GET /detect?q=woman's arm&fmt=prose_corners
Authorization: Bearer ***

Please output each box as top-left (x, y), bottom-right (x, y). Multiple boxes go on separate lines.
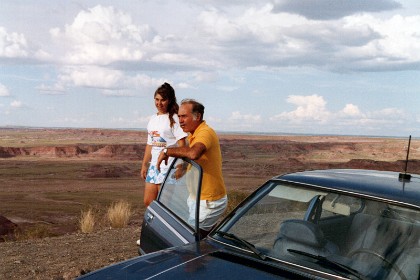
top-left (176, 137), bottom-right (187, 148)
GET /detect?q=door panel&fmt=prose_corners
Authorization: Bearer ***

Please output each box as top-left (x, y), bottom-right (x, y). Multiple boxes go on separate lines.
top-left (139, 202), bottom-right (195, 254)
top-left (139, 158), bottom-right (203, 255)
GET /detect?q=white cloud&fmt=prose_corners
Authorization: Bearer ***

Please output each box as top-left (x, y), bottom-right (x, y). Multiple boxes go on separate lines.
top-left (177, 82), bottom-right (192, 89)
top-left (109, 111), bottom-right (151, 128)
top-left (219, 111), bottom-right (262, 131)
top-left (110, 115), bottom-right (150, 127)
top-left (36, 83), bottom-right (66, 95)
top-left (270, 94), bottom-right (331, 123)
top-left (217, 85), bottom-right (239, 92)
top-left (56, 117), bottom-right (87, 125)
top-left (127, 74), bottom-right (166, 90)
top-left (49, 5), bottom-right (153, 65)
top-left (196, 5), bottom-right (420, 71)
top-left (265, 94), bottom-right (414, 136)
top-left (10, 100), bottom-right (22, 108)
top-left (192, 72), bottom-right (219, 83)
top-left (339, 104), bottom-right (364, 118)
top-left (59, 66), bottom-right (123, 89)
top-left (207, 116), bottom-right (223, 124)
top-left (3, 2), bottom-right (420, 74)
top-left (0, 83), bottom-right (10, 96)
top-left (0, 27), bottom-right (28, 58)
top-left (44, 3), bottom-right (417, 73)
top-left (229, 111), bottom-right (261, 122)
top-left (1, 2), bottom-right (419, 136)
top-left (368, 108), bottom-right (406, 120)
top-left (102, 89), bottom-right (134, 97)
top-left (341, 14), bottom-right (420, 69)
top-left (47, 66), bottom-right (169, 94)
top-left (199, 8), bottom-right (251, 42)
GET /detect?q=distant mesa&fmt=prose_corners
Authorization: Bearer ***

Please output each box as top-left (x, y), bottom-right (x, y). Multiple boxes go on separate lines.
top-left (0, 144), bottom-right (144, 160)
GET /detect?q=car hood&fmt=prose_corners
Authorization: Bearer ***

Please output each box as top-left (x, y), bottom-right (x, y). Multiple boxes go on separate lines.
top-left (78, 241), bottom-right (297, 279)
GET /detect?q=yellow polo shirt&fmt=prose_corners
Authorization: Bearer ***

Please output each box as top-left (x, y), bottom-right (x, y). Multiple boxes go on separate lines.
top-left (188, 121), bottom-right (226, 201)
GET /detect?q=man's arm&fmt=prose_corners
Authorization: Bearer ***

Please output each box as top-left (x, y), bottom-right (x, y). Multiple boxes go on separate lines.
top-left (157, 142), bottom-right (206, 171)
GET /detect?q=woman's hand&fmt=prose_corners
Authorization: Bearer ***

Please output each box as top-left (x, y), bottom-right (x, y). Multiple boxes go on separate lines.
top-left (140, 165), bottom-right (148, 180)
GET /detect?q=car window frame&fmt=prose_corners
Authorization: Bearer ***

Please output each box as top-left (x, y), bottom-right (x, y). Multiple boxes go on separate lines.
top-left (156, 157), bottom-right (203, 241)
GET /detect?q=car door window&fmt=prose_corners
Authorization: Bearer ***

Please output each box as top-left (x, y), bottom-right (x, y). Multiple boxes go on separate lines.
top-left (158, 158), bottom-right (202, 228)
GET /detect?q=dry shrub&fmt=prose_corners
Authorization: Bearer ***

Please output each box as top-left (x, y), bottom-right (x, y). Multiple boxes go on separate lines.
top-left (14, 224), bottom-right (52, 240)
top-left (79, 208), bottom-right (96, 233)
top-left (107, 200), bottom-right (132, 228)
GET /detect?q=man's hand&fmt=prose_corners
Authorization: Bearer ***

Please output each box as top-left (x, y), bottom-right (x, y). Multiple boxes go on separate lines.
top-left (157, 150), bottom-right (169, 172)
top-left (174, 164), bottom-right (186, 179)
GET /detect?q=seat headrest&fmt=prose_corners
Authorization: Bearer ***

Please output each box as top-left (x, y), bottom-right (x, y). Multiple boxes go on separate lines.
top-left (279, 219), bottom-right (326, 248)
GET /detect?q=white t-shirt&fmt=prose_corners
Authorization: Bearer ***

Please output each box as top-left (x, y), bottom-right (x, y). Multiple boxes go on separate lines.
top-left (147, 113), bottom-right (187, 166)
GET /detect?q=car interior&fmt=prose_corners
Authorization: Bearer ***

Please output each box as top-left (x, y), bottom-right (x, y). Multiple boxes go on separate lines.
top-left (221, 183), bottom-right (420, 280)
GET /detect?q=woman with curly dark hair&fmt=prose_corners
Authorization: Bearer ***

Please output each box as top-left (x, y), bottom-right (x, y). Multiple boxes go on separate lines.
top-left (140, 83), bottom-right (187, 207)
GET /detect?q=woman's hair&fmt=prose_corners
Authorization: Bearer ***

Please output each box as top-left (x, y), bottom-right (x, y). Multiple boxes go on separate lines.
top-left (154, 82), bottom-right (179, 128)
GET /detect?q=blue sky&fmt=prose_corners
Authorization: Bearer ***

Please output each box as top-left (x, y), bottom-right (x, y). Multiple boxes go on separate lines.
top-left (0, 0), bottom-right (419, 137)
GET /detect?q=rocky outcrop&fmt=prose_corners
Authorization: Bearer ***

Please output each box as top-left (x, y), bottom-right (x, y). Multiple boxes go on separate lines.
top-left (91, 145), bottom-right (143, 159)
top-left (0, 216), bottom-right (17, 242)
top-left (0, 144), bottom-right (145, 160)
top-left (0, 147), bottom-right (27, 158)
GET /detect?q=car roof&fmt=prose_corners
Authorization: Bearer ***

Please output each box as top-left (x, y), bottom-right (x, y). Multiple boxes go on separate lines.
top-left (273, 169), bottom-right (420, 207)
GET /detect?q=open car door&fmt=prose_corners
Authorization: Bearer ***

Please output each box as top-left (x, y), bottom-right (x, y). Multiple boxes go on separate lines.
top-left (139, 158), bottom-right (203, 255)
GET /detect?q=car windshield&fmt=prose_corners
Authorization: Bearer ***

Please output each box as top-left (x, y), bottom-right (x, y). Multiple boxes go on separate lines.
top-left (215, 181), bottom-right (420, 279)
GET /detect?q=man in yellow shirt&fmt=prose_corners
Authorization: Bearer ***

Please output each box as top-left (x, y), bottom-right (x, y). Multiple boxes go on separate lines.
top-left (157, 99), bottom-right (227, 236)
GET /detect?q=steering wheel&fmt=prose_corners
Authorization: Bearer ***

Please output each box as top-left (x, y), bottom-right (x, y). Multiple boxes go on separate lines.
top-left (349, 249), bottom-right (407, 280)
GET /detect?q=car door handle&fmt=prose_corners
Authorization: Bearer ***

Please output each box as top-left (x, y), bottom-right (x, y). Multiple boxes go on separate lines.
top-left (146, 213), bottom-right (154, 223)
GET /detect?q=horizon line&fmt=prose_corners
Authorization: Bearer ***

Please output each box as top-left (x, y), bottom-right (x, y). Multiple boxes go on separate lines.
top-left (0, 125), bottom-right (416, 139)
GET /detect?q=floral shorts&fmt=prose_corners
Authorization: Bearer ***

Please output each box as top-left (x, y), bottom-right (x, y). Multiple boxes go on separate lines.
top-left (145, 164), bottom-right (169, 184)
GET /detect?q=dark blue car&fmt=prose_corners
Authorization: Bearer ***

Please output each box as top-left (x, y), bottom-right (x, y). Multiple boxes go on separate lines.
top-left (78, 158), bottom-right (420, 279)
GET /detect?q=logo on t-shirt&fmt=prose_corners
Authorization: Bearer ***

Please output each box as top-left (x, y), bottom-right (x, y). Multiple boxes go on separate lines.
top-left (150, 131), bottom-right (167, 147)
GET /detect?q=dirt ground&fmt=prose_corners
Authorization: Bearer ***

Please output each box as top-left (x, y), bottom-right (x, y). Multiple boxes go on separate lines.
top-left (0, 128), bottom-right (419, 279)
top-left (0, 226), bottom-right (140, 279)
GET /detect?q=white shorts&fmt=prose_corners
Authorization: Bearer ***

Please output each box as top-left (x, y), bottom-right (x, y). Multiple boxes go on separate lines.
top-left (187, 195), bottom-right (228, 231)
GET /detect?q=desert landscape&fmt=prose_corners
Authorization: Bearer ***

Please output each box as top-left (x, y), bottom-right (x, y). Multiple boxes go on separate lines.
top-left (0, 128), bottom-right (419, 279)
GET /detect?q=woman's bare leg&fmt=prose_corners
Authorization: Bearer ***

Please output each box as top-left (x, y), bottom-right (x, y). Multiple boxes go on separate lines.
top-left (143, 182), bottom-right (160, 207)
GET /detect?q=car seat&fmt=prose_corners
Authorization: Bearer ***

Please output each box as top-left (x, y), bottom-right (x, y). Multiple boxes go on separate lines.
top-left (273, 219), bottom-right (339, 257)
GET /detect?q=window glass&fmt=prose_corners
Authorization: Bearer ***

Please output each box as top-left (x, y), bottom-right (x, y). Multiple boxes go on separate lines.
top-left (320, 193), bottom-right (363, 218)
top-left (223, 184), bottom-right (365, 252)
top-left (158, 158), bottom-right (200, 227)
top-left (217, 181), bottom-right (420, 279)
top-left (228, 184), bottom-right (313, 249)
